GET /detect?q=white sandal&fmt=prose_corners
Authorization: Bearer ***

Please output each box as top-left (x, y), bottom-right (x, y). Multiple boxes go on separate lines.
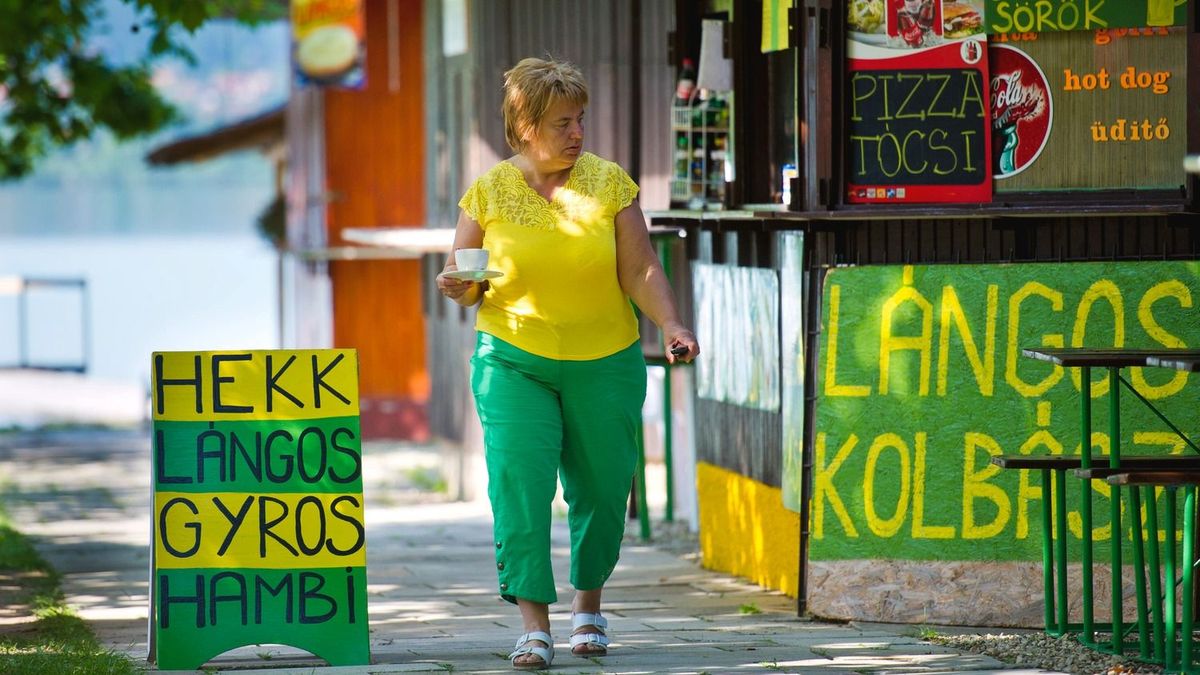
top-left (509, 630), bottom-right (554, 670)
top-left (570, 612), bottom-right (610, 656)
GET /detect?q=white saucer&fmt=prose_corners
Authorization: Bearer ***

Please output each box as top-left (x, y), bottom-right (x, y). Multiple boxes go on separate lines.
top-left (438, 269), bottom-right (504, 282)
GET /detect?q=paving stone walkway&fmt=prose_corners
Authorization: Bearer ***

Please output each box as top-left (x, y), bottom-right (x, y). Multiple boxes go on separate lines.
top-left (0, 429), bottom-right (1061, 674)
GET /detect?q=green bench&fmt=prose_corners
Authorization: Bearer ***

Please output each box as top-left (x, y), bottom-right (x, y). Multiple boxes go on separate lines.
top-left (1002, 348), bottom-right (1200, 661)
top-left (1107, 468), bottom-right (1200, 673)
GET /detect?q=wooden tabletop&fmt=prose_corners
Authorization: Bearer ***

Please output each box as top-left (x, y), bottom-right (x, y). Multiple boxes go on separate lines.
top-left (1146, 351), bottom-right (1200, 372)
top-left (1108, 469), bottom-right (1200, 487)
top-left (1021, 347), bottom-right (1200, 368)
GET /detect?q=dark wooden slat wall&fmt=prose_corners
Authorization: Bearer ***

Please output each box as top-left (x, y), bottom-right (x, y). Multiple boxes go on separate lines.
top-left (804, 216), bottom-right (1200, 269)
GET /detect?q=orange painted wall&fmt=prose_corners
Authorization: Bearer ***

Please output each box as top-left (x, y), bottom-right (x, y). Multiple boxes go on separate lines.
top-left (323, 0), bottom-right (428, 433)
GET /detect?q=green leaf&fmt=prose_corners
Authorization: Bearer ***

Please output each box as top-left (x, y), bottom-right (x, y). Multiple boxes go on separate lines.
top-left (0, 0), bottom-right (273, 181)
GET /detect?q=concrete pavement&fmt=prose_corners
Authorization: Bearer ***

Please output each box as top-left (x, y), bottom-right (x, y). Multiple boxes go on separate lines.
top-left (0, 428), bottom-right (1061, 674)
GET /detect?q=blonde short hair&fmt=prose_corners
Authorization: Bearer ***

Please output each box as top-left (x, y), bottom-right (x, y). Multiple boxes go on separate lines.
top-left (502, 57), bottom-right (589, 152)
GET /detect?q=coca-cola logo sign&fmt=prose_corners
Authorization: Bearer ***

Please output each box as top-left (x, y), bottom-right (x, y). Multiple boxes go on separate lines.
top-left (990, 44), bottom-right (1052, 179)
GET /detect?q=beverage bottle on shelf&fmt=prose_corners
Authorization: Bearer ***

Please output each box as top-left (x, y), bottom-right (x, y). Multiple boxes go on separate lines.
top-left (675, 135), bottom-right (689, 177)
top-left (710, 96), bottom-right (728, 127)
top-left (674, 58), bottom-right (696, 105)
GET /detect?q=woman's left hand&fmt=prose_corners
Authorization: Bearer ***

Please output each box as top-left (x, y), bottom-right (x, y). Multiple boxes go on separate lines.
top-left (663, 324), bottom-right (699, 364)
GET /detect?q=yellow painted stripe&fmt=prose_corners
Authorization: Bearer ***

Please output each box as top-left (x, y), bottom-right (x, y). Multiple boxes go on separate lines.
top-left (152, 350), bottom-right (359, 421)
top-left (697, 462), bottom-right (799, 597)
top-left (155, 491), bottom-right (366, 569)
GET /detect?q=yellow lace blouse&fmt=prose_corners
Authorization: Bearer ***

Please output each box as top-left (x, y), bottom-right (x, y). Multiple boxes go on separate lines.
top-left (458, 152), bottom-right (641, 360)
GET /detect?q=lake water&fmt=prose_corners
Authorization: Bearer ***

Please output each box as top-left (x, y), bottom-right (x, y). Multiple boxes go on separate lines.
top-left (0, 232), bottom-right (278, 388)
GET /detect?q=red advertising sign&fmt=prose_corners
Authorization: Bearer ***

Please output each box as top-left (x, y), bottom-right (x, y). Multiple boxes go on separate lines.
top-left (989, 44), bottom-right (1052, 178)
top-left (847, 1), bottom-right (992, 204)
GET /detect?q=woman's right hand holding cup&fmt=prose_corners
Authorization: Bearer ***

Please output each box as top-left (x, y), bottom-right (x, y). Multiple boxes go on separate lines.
top-left (437, 264), bottom-right (477, 301)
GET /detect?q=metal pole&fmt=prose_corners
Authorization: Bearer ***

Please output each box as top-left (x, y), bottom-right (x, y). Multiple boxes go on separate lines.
top-left (1166, 487), bottom-right (1178, 671)
top-left (1109, 366), bottom-right (1123, 655)
top-left (658, 236), bottom-right (675, 523)
top-left (1144, 485), bottom-right (1164, 663)
top-left (1182, 487), bottom-right (1195, 670)
top-left (1129, 487), bottom-right (1150, 658)
top-left (636, 423), bottom-right (651, 541)
top-left (1040, 469), bottom-right (1055, 632)
top-left (80, 280), bottom-right (91, 373)
top-left (17, 279), bottom-right (28, 368)
top-left (662, 364), bottom-right (674, 522)
top-left (1080, 366), bottom-right (1095, 644)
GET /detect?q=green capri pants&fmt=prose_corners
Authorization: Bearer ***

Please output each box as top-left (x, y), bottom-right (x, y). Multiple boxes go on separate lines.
top-left (471, 332), bottom-right (646, 605)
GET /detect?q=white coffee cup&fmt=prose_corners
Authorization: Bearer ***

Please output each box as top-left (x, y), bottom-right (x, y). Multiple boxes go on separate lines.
top-left (455, 248), bottom-right (489, 271)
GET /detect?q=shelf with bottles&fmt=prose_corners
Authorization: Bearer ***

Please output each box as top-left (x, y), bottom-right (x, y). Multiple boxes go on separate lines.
top-left (669, 92), bottom-right (731, 210)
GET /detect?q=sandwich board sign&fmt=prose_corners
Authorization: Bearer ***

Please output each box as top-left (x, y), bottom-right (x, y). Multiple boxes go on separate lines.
top-left (149, 349), bottom-right (369, 669)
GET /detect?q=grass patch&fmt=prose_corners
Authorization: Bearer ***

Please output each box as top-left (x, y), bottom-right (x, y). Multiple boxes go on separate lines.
top-left (0, 522), bottom-right (140, 674)
top-left (738, 603), bottom-right (762, 615)
top-left (916, 625), bottom-right (940, 640)
top-left (402, 466), bottom-right (448, 493)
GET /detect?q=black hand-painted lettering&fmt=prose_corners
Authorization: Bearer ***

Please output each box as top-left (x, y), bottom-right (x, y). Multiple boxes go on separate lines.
top-left (296, 427), bottom-right (329, 483)
top-left (327, 495), bottom-right (365, 556)
top-left (258, 496), bottom-right (299, 557)
top-left (312, 353), bottom-right (351, 408)
top-left (213, 495), bottom-right (254, 557)
top-left (230, 430), bottom-right (263, 481)
top-left (155, 429), bottom-right (192, 484)
top-left (196, 422), bottom-right (227, 484)
top-left (208, 571), bottom-right (248, 626)
top-left (328, 427), bottom-right (362, 483)
top-left (299, 572), bottom-right (337, 623)
top-left (264, 429), bottom-right (295, 483)
top-left (155, 354), bottom-right (203, 415)
top-left (211, 353), bottom-right (254, 414)
top-left (294, 496), bottom-right (327, 556)
top-left (159, 573), bottom-right (205, 629)
top-left (253, 574), bottom-right (294, 624)
top-left (265, 354), bottom-right (304, 412)
top-left (345, 567), bottom-right (357, 623)
top-left (160, 497), bottom-right (201, 558)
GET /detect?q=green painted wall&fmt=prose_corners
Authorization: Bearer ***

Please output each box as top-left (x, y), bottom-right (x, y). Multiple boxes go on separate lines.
top-left (811, 261), bottom-right (1200, 562)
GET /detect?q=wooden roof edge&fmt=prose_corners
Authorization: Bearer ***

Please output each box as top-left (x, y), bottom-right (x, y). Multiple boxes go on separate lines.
top-left (145, 105), bottom-right (285, 166)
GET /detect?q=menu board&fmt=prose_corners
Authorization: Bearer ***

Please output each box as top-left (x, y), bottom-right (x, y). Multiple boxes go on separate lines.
top-left (845, 0), bottom-right (1189, 203)
top-left (991, 28), bottom-right (1187, 191)
top-left (151, 350), bottom-right (369, 670)
top-left (847, 1), bottom-right (992, 204)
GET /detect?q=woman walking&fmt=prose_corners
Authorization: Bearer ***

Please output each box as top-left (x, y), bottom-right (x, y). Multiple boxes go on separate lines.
top-left (436, 57), bottom-right (698, 669)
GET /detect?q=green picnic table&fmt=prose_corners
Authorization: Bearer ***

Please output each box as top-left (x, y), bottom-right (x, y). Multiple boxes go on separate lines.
top-left (1003, 348), bottom-right (1200, 661)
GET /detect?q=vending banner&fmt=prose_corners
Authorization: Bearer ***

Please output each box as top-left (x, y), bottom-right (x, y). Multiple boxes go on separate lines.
top-left (991, 28), bottom-right (1186, 192)
top-left (811, 261), bottom-right (1200, 562)
top-left (984, 0), bottom-right (1188, 33)
top-left (291, 0), bottom-right (366, 89)
top-left (149, 350), bottom-right (369, 670)
top-left (847, 1), bottom-right (992, 204)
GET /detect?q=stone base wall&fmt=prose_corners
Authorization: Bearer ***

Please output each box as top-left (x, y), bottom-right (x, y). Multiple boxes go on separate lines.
top-left (809, 560), bottom-right (1148, 628)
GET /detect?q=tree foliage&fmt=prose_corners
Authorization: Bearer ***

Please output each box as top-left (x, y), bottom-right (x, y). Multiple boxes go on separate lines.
top-left (0, 0), bottom-right (285, 180)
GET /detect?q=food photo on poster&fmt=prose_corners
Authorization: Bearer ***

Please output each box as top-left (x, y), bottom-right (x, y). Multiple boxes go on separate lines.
top-left (291, 0), bottom-right (366, 88)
